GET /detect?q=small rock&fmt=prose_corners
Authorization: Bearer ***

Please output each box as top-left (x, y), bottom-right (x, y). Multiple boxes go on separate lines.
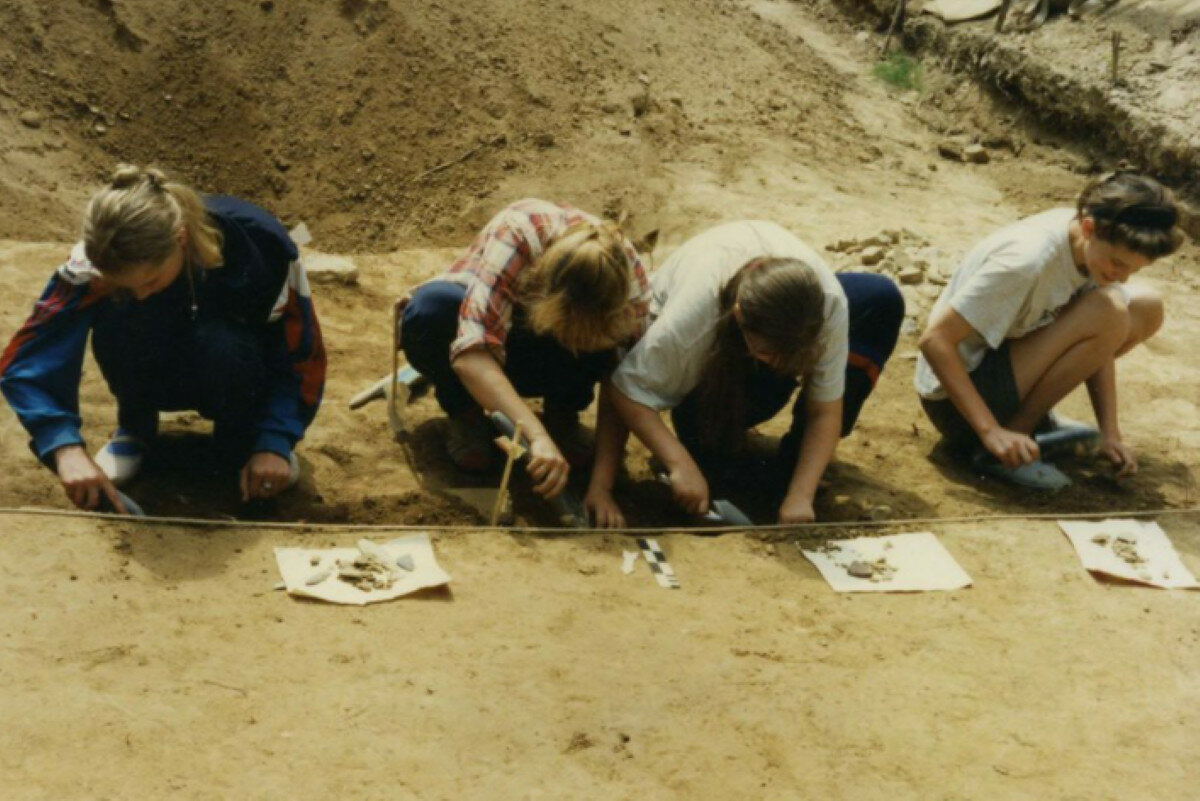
top-left (963, 144), bottom-right (990, 164)
top-left (847, 561), bottom-right (875, 578)
top-left (93, 122), bottom-right (108, 135)
top-left (898, 266), bottom-right (924, 285)
top-left (18, 110), bottom-right (43, 129)
top-left (303, 251), bottom-right (359, 285)
top-left (600, 101), bottom-right (622, 114)
top-left (637, 73), bottom-right (651, 86)
top-left (395, 554), bottom-right (415, 572)
top-left (937, 139), bottom-right (963, 161)
top-left (855, 31), bottom-right (870, 43)
top-left (867, 504), bottom-right (892, 521)
top-left (860, 246), bottom-right (886, 266)
top-left (533, 132), bottom-right (555, 148)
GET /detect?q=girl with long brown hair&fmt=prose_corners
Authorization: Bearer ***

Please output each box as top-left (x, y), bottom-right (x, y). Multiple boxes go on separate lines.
top-left (595, 220), bottom-right (904, 525)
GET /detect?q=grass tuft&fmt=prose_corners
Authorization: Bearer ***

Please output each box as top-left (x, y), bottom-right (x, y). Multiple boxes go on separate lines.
top-left (873, 51), bottom-right (923, 92)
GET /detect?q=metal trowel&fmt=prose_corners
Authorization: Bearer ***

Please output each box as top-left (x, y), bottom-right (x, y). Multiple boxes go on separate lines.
top-left (654, 472), bottom-right (754, 527)
top-left (98, 490), bottom-right (146, 517)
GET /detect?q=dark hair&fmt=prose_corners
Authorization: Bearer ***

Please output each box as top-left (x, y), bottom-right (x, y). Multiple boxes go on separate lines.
top-left (1076, 172), bottom-right (1183, 259)
top-left (694, 257), bottom-right (826, 451)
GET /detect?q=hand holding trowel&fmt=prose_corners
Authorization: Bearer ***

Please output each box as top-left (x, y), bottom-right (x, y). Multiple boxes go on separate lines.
top-left (652, 466), bottom-right (754, 527)
top-left (488, 411), bottom-right (589, 529)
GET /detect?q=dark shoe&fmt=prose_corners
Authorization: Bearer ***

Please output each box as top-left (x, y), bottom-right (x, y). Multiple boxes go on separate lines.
top-left (446, 412), bottom-right (495, 472)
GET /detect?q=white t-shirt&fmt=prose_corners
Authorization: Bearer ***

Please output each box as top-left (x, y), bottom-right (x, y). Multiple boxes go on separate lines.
top-left (914, 208), bottom-right (1093, 400)
top-left (612, 220), bottom-right (849, 411)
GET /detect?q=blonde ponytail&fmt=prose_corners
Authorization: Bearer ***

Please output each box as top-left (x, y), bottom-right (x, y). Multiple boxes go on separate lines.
top-left (520, 220), bottom-right (637, 352)
top-left (83, 164), bottom-right (224, 276)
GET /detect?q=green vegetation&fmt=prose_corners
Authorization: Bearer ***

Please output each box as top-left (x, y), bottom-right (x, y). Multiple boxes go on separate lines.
top-left (873, 51), bottom-right (923, 92)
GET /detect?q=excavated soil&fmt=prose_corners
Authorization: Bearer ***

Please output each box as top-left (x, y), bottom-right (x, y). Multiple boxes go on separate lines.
top-left (1, 0), bottom-right (1199, 797)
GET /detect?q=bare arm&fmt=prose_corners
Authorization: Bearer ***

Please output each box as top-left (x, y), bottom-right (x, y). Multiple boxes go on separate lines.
top-left (1085, 357), bottom-right (1135, 476)
top-left (779, 396), bottom-right (841, 523)
top-left (452, 348), bottom-right (568, 497)
top-left (609, 384), bottom-right (709, 515)
top-left (919, 307), bottom-right (1039, 467)
top-left (583, 380), bottom-right (631, 527)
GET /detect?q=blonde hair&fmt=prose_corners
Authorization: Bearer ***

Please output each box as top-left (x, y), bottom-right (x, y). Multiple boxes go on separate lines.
top-left (519, 221), bottom-right (636, 352)
top-left (83, 164), bottom-right (224, 276)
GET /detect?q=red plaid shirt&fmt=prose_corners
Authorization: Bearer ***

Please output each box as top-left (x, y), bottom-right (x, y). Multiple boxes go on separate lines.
top-left (442, 198), bottom-right (650, 362)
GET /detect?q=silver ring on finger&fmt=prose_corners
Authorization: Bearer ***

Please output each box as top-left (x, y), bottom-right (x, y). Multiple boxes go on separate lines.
top-left (262, 481), bottom-right (274, 492)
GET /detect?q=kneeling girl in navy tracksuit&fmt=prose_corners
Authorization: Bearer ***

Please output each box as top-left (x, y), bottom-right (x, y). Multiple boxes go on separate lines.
top-left (596, 220), bottom-right (904, 525)
top-left (0, 165), bottom-right (326, 512)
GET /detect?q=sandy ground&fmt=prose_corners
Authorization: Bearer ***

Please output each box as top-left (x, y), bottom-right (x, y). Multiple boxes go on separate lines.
top-left (1, 512), bottom-right (1198, 800)
top-left (2, 0), bottom-right (1200, 797)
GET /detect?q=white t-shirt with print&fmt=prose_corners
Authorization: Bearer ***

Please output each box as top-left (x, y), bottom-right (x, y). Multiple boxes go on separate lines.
top-left (612, 220), bottom-right (849, 411)
top-left (914, 208), bottom-right (1093, 400)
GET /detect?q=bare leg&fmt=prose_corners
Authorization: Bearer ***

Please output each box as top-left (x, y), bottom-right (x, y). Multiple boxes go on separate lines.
top-left (1005, 285), bottom-right (1161, 434)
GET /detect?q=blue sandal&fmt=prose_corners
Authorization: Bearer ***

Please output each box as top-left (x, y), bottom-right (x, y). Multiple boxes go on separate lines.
top-left (970, 449), bottom-right (1072, 491)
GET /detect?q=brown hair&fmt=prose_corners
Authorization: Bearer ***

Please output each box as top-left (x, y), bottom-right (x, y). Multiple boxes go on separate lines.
top-left (694, 257), bottom-right (826, 451)
top-left (1076, 171), bottom-right (1183, 259)
top-left (520, 220), bottom-right (637, 352)
top-left (83, 164), bottom-right (224, 276)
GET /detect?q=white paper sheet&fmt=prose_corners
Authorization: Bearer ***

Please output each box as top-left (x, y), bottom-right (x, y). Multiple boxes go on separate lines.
top-left (801, 532), bottom-right (972, 593)
top-left (1058, 519), bottom-right (1198, 589)
top-left (274, 533), bottom-right (451, 605)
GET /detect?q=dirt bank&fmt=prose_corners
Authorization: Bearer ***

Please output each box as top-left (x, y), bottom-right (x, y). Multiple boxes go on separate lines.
top-left (823, 0), bottom-right (1200, 234)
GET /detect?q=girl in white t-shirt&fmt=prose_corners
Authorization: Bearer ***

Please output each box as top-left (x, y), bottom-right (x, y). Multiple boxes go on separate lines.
top-left (586, 220), bottom-right (904, 526)
top-left (917, 172), bottom-right (1183, 488)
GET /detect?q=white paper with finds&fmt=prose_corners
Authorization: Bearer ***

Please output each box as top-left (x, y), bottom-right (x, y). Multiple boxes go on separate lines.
top-left (801, 532), bottom-right (972, 593)
top-left (1058, 519), bottom-right (1198, 589)
top-left (274, 533), bottom-right (451, 605)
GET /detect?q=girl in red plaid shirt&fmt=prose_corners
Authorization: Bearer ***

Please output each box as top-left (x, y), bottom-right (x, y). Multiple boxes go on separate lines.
top-left (400, 198), bottom-right (650, 523)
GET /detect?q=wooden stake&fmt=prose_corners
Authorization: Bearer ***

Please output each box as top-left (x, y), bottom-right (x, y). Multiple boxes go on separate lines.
top-left (995, 0), bottom-right (1014, 33)
top-left (490, 420), bottom-right (524, 527)
top-left (388, 299), bottom-right (404, 438)
top-left (881, 0), bottom-right (906, 57)
top-left (1110, 30), bottom-right (1121, 86)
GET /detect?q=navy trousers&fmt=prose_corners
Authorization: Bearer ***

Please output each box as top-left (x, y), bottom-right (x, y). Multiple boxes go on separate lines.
top-left (401, 281), bottom-right (615, 416)
top-left (671, 272), bottom-right (904, 484)
top-left (91, 277), bottom-right (266, 456)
